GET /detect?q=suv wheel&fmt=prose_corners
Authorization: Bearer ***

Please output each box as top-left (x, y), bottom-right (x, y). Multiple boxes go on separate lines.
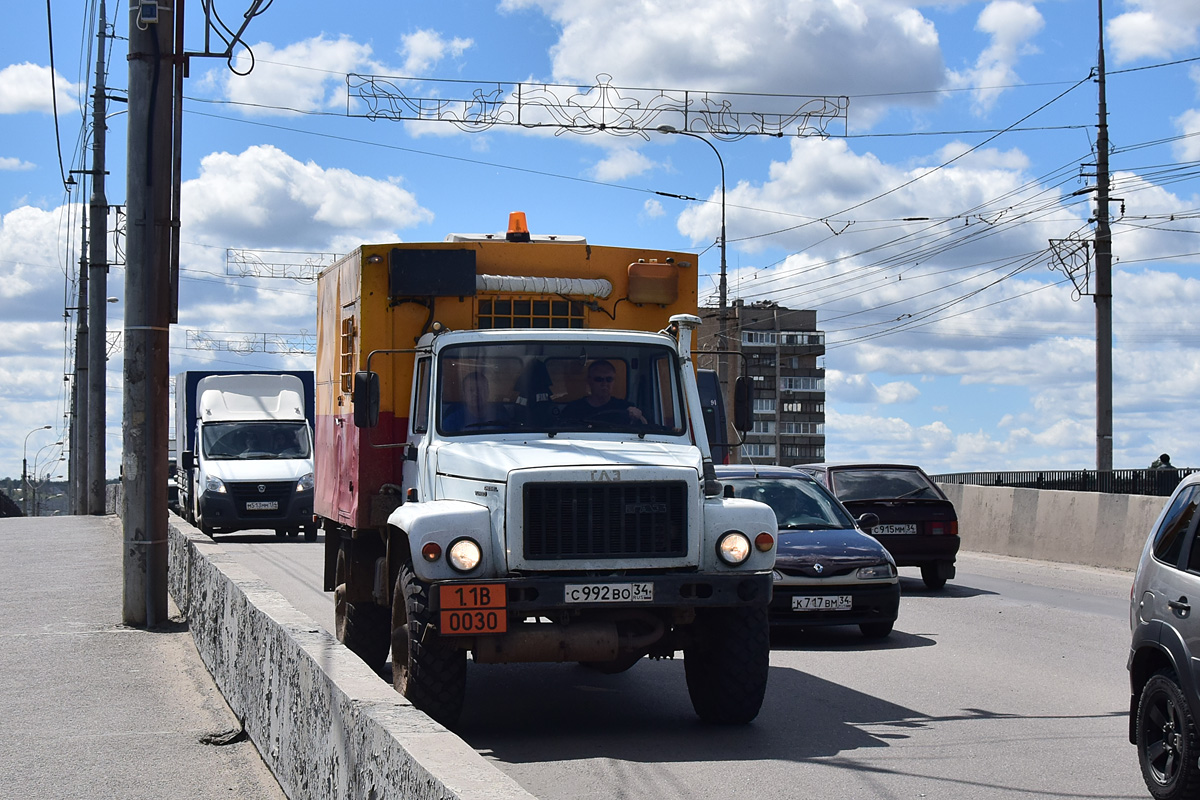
top-left (1137, 669), bottom-right (1200, 800)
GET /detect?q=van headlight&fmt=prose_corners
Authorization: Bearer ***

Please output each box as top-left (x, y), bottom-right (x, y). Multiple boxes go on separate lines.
top-left (296, 472), bottom-right (314, 492)
top-left (204, 475), bottom-right (226, 494)
top-left (448, 538), bottom-right (483, 572)
top-left (717, 532), bottom-right (752, 565)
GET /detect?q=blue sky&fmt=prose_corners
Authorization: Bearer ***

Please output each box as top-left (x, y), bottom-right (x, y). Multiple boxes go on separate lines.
top-left (3, 0), bottom-right (1200, 480)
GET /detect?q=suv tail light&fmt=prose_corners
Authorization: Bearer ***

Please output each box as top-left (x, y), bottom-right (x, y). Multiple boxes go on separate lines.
top-left (930, 520), bottom-right (959, 536)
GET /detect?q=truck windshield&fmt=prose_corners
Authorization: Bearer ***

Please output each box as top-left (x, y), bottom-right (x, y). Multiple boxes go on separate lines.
top-left (201, 421), bottom-right (312, 460)
top-left (437, 341), bottom-right (687, 437)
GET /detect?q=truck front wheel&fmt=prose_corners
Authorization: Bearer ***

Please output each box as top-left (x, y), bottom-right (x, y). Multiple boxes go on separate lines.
top-left (391, 562), bottom-right (467, 727)
top-left (333, 549), bottom-right (390, 672)
top-left (683, 605), bottom-right (770, 724)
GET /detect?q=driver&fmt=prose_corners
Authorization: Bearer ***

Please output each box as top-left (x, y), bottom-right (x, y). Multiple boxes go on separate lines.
top-left (561, 359), bottom-right (646, 425)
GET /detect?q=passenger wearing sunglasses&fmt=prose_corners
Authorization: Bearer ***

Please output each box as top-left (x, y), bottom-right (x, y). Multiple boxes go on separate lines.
top-left (561, 359), bottom-right (647, 425)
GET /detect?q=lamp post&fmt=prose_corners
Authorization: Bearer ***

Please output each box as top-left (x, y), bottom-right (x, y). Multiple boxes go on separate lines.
top-left (656, 125), bottom-right (734, 460)
top-left (22, 425), bottom-right (51, 516)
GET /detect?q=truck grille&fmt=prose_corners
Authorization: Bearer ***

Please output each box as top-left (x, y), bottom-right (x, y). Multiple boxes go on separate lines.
top-left (226, 480), bottom-right (294, 504)
top-left (523, 482), bottom-right (688, 560)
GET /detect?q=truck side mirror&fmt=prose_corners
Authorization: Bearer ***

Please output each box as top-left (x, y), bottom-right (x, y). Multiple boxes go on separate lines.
top-left (733, 376), bottom-right (753, 433)
top-left (353, 371), bottom-right (380, 428)
top-left (180, 451), bottom-right (194, 472)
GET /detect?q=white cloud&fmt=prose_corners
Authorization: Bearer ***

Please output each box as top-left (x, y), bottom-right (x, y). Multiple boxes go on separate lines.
top-left (180, 144), bottom-right (433, 250)
top-left (0, 157), bottom-right (35, 171)
top-left (211, 35), bottom-right (387, 115)
top-left (502, 0), bottom-right (944, 122)
top-left (946, 1), bottom-right (1044, 114)
top-left (1109, 0), bottom-right (1200, 63)
top-left (400, 29), bottom-right (473, 75)
top-left (642, 199), bottom-right (665, 219)
top-left (1176, 108), bottom-right (1200, 161)
top-left (0, 63), bottom-right (80, 115)
top-left (590, 148), bottom-right (654, 181)
top-left (0, 205), bottom-right (73, 309)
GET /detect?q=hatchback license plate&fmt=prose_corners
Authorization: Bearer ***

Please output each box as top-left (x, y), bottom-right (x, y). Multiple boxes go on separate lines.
top-left (793, 595), bottom-right (852, 611)
top-left (245, 501), bottom-right (278, 511)
top-left (873, 523), bottom-right (917, 535)
top-left (565, 583), bottom-right (654, 603)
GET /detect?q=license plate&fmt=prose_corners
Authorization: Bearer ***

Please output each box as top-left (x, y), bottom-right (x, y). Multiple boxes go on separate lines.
top-left (793, 595), bottom-right (852, 611)
top-left (873, 523), bottom-right (916, 535)
top-left (245, 501), bottom-right (278, 511)
top-left (439, 584), bottom-right (507, 635)
top-left (565, 582), bottom-right (654, 603)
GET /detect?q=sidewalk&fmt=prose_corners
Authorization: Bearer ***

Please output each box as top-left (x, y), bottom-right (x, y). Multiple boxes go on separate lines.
top-left (0, 514), bottom-right (286, 800)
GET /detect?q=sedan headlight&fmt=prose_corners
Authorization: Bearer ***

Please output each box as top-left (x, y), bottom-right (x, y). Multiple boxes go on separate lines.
top-left (857, 563), bottom-right (897, 580)
top-left (296, 472), bottom-right (314, 492)
top-left (204, 475), bottom-right (226, 494)
top-left (717, 532), bottom-right (752, 565)
top-left (448, 538), bottom-right (483, 572)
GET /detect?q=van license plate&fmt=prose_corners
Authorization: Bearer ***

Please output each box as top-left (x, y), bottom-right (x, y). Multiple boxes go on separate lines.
top-left (565, 583), bottom-right (654, 603)
top-left (245, 501), bottom-right (277, 511)
top-left (439, 584), bottom-right (507, 636)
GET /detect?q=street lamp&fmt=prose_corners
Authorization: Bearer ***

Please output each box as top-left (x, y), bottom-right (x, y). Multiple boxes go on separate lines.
top-left (656, 125), bottom-right (734, 459)
top-left (22, 425), bottom-right (52, 516)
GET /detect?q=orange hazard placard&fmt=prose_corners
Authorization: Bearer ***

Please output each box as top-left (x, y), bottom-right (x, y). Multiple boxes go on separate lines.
top-left (438, 584), bottom-right (507, 635)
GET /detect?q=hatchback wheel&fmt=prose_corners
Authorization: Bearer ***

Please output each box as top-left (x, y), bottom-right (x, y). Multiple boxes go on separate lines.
top-left (1137, 669), bottom-right (1200, 800)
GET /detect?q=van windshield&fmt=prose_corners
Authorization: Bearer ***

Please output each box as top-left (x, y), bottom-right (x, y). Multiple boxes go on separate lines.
top-left (201, 421), bottom-right (312, 460)
top-left (436, 341), bottom-right (687, 437)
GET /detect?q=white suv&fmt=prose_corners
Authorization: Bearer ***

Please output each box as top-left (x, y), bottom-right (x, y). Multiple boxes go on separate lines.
top-left (1129, 471), bottom-right (1200, 799)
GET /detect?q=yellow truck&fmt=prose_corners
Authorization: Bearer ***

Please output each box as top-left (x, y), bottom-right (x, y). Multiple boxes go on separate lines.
top-left (315, 213), bottom-right (776, 727)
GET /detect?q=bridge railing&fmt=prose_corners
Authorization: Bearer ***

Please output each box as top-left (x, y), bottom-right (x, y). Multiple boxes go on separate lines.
top-left (930, 468), bottom-right (1199, 498)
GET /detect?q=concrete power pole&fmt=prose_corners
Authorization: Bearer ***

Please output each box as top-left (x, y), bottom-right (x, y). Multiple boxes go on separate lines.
top-left (87, 1), bottom-right (110, 515)
top-left (123, 1), bottom-right (175, 626)
top-left (71, 218), bottom-right (88, 514)
top-left (1095, 0), bottom-right (1113, 471)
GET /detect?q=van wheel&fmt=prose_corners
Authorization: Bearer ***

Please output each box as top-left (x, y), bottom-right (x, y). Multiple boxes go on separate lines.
top-left (391, 562), bottom-right (466, 727)
top-left (684, 605), bottom-right (769, 724)
top-left (303, 525), bottom-right (317, 543)
top-left (1137, 669), bottom-right (1200, 800)
top-left (332, 549), bottom-right (390, 671)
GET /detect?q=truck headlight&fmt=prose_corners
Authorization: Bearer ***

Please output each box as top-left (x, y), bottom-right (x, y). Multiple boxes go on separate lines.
top-left (204, 475), bottom-right (226, 494)
top-left (717, 532), bottom-right (752, 565)
top-left (448, 538), bottom-right (483, 572)
top-left (296, 472), bottom-right (314, 492)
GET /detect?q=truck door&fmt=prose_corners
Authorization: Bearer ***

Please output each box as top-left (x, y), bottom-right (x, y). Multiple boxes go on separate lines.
top-left (402, 355), bottom-right (432, 500)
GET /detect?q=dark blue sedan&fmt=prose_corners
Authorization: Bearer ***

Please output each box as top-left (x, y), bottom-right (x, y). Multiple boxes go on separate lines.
top-left (716, 465), bottom-right (900, 638)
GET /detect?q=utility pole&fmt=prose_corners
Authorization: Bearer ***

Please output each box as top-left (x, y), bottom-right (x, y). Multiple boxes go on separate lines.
top-left (71, 217), bottom-right (89, 514)
top-left (123, 0), bottom-right (175, 626)
top-left (1095, 0), bottom-right (1113, 471)
top-left (87, 0), bottom-right (110, 514)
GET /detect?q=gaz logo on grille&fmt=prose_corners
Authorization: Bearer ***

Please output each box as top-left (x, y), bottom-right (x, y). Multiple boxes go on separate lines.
top-left (625, 502), bottom-right (667, 514)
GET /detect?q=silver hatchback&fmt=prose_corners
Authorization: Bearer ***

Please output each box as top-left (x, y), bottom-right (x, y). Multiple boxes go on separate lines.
top-left (1129, 472), bottom-right (1200, 799)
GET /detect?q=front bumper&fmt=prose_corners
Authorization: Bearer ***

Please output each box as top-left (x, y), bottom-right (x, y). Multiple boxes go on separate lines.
top-left (437, 571), bottom-right (774, 615)
top-left (199, 489), bottom-right (313, 532)
top-left (768, 581), bottom-right (901, 628)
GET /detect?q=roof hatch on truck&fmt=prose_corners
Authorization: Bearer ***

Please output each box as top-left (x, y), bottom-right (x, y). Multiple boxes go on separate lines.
top-left (443, 211), bottom-right (587, 245)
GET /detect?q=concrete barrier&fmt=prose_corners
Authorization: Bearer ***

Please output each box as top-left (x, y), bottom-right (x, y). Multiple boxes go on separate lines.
top-left (937, 482), bottom-right (1166, 572)
top-left (166, 517), bottom-right (536, 800)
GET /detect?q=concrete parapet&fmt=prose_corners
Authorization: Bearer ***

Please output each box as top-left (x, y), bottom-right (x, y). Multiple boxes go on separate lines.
top-left (938, 483), bottom-right (1166, 572)
top-left (167, 518), bottom-right (536, 800)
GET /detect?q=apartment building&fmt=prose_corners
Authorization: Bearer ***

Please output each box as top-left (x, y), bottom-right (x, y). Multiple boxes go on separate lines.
top-left (698, 300), bottom-right (826, 467)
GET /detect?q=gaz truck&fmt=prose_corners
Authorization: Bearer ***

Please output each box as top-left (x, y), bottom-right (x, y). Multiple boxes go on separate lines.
top-left (176, 370), bottom-right (317, 540)
top-left (315, 213), bottom-right (776, 727)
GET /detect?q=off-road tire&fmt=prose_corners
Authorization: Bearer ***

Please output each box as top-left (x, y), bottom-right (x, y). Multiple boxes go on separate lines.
top-left (332, 549), bottom-right (390, 672)
top-left (391, 562), bottom-right (467, 727)
top-left (684, 605), bottom-right (769, 724)
top-left (1137, 669), bottom-right (1200, 800)
top-left (921, 564), bottom-right (948, 591)
top-left (860, 621), bottom-right (894, 639)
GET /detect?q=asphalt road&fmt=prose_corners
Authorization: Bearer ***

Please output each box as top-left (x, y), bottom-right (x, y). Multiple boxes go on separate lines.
top-left (219, 533), bottom-right (1147, 800)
